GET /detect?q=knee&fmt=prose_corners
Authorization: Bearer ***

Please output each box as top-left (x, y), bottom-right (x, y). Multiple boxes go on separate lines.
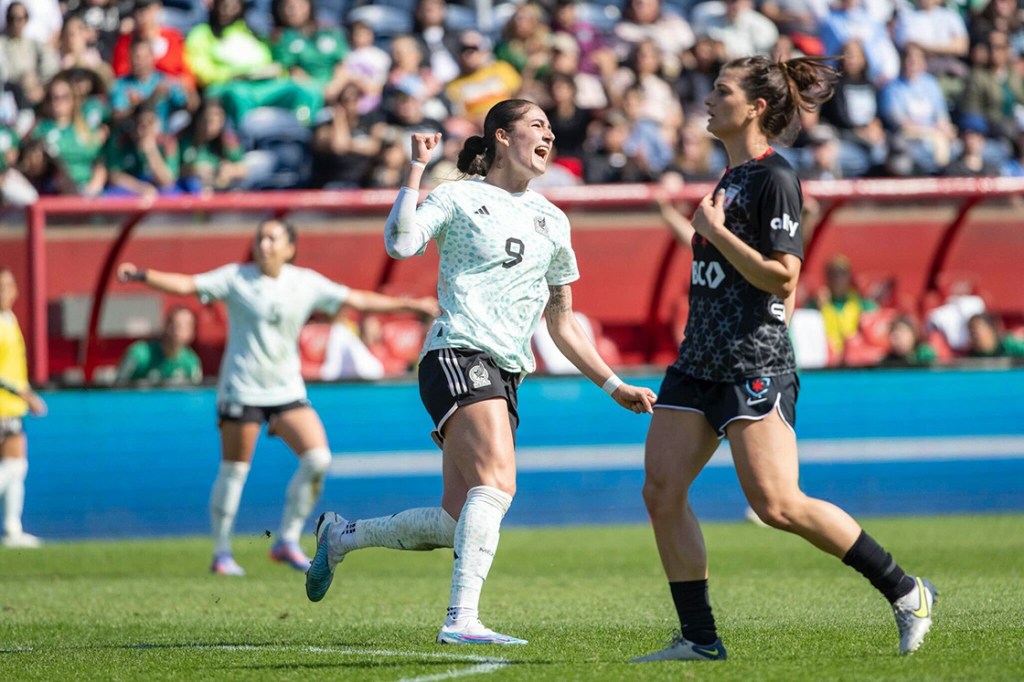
top-left (641, 473), bottom-right (689, 518)
top-left (748, 493), bottom-right (805, 532)
top-left (301, 448), bottom-right (332, 475)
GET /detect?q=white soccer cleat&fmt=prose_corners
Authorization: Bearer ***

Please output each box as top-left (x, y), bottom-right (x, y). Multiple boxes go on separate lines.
top-left (631, 632), bottom-right (727, 662)
top-left (1, 532), bottom-right (43, 548)
top-left (437, 620), bottom-right (528, 645)
top-left (893, 576), bottom-right (938, 655)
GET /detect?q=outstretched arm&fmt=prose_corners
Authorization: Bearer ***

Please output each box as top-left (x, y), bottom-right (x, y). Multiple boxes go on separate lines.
top-left (544, 285), bottom-right (656, 414)
top-left (117, 262), bottom-right (198, 296)
top-left (343, 290), bottom-right (439, 318)
top-left (0, 379), bottom-right (46, 416)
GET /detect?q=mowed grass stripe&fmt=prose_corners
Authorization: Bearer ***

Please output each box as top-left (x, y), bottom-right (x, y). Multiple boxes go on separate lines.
top-left (1, 514), bottom-right (1021, 681)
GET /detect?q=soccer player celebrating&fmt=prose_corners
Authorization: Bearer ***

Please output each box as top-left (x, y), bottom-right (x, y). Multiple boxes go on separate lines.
top-left (306, 100), bottom-right (657, 645)
top-left (0, 268), bottom-right (47, 548)
top-left (634, 56), bottom-right (936, 663)
top-left (117, 219), bottom-right (437, 575)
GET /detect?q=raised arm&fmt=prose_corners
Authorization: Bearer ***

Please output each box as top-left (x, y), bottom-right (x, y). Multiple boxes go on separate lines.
top-left (383, 132), bottom-right (442, 259)
top-left (543, 285), bottom-right (656, 414)
top-left (117, 262), bottom-right (198, 296)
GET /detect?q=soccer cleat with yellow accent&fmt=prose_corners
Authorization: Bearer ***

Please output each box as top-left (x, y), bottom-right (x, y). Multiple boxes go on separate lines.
top-left (893, 576), bottom-right (938, 655)
top-left (631, 632), bottom-right (727, 662)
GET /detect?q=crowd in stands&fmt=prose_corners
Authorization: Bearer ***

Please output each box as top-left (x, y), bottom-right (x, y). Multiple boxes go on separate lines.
top-left (1, 0), bottom-right (1023, 203)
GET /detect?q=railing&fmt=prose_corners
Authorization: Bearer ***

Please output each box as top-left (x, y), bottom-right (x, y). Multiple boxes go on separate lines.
top-left (23, 177), bottom-right (1024, 384)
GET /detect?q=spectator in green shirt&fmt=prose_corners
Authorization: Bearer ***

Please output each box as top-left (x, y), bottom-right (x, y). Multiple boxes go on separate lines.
top-left (179, 97), bottom-right (248, 194)
top-left (115, 306), bottom-right (203, 386)
top-left (185, 0), bottom-right (321, 126)
top-left (105, 102), bottom-right (180, 197)
top-left (30, 74), bottom-right (107, 196)
top-left (879, 315), bottom-right (937, 368)
top-left (269, 0), bottom-right (349, 103)
top-left (966, 313), bottom-right (1024, 359)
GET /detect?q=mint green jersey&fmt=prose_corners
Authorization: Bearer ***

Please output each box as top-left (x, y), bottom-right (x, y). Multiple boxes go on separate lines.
top-left (393, 179), bottom-right (580, 374)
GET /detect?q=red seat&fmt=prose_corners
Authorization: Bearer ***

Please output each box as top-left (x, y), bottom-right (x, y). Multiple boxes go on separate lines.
top-left (298, 322), bottom-right (333, 380)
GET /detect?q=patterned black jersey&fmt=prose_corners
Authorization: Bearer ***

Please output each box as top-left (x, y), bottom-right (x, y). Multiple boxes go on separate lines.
top-left (673, 150), bottom-right (803, 381)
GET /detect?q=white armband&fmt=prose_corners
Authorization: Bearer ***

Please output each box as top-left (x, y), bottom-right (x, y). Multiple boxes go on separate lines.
top-left (602, 375), bottom-right (624, 396)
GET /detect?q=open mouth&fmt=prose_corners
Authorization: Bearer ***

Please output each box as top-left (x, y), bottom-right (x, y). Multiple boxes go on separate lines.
top-left (534, 146), bottom-right (550, 160)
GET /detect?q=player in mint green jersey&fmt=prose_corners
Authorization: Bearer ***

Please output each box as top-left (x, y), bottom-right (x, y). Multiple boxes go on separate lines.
top-left (306, 99), bottom-right (658, 645)
top-left (117, 219), bottom-right (437, 577)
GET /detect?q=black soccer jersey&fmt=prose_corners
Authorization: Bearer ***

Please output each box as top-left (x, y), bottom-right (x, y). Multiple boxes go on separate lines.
top-left (673, 150), bottom-right (804, 381)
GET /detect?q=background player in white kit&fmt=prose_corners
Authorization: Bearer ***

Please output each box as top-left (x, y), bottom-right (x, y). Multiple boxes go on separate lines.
top-left (118, 219), bottom-right (437, 575)
top-left (306, 99), bottom-right (658, 645)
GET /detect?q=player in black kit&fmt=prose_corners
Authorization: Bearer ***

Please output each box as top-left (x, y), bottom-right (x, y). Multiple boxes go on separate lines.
top-left (633, 56), bottom-right (937, 663)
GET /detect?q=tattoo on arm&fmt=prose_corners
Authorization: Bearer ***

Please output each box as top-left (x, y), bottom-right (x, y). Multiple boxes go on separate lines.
top-left (545, 285), bottom-right (572, 315)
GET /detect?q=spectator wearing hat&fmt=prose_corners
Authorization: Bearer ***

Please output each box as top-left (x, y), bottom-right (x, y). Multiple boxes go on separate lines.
top-left (381, 78), bottom-right (445, 168)
top-left (383, 35), bottom-right (446, 122)
top-left (444, 30), bottom-right (522, 127)
top-left (811, 254), bottom-right (879, 359)
top-left (943, 113), bottom-right (1002, 176)
top-left (112, 0), bottom-right (193, 89)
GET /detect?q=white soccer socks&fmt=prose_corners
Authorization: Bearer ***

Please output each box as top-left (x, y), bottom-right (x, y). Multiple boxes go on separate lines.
top-left (0, 458), bottom-right (28, 538)
top-left (328, 507), bottom-right (457, 565)
top-left (446, 485), bottom-right (513, 626)
top-left (279, 448), bottom-right (332, 543)
top-left (210, 460), bottom-right (251, 555)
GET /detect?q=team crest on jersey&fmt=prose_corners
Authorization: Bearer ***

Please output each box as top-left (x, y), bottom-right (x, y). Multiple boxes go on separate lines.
top-left (468, 363), bottom-right (491, 389)
top-left (723, 185), bottom-right (740, 208)
top-left (744, 377), bottom-right (772, 400)
top-left (534, 216), bottom-right (548, 235)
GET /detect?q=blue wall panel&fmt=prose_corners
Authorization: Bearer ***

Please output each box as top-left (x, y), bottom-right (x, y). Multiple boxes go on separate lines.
top-left (16, 368), bottom-right (1024, 540)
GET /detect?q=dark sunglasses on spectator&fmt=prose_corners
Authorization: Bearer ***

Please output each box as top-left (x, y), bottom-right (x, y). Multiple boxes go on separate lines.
top-left (460, 44), bottom-right (480, 53)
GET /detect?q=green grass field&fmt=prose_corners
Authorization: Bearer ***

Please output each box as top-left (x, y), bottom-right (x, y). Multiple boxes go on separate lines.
top-left (2, 514), bottom-right (1022, 681)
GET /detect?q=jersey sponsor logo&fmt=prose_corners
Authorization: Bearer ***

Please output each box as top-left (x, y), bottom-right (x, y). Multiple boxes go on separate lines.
top-left (534, 216), bottom-right (548, 235)
top-left (692, 260), bottom-right (726, 289)
top-left (770, 213), bottom-right (800, 238)
top-left (744, 377), bottom-right (772, 406)
top-left (468, 363), bottom-right (491, 389)
top-left (723, 185), bottom-right (740, 208)
top-left (769, 302), bottom-right (786, 322)
top-left (474, 205), bottom-right (490, 215)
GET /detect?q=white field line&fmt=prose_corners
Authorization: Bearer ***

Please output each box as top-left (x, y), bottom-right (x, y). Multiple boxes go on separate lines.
top-left (328, 435), bottom-right (1024, 477)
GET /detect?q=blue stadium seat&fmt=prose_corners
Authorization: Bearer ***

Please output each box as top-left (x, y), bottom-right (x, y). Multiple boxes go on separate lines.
top-left (162, 0), bottom-right (207, 34)
top-left (314, 0), bottom-right (351, 27)
top-left (575, 2), bottom-right (621, 33)
top-left (345, 4), bottom-right (413, 37)
top-left (238, 108), bottom-right (312, 189)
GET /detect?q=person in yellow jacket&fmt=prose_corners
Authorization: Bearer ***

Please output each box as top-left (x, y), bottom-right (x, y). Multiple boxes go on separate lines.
top-left (0, 268), bottom-right (47, 548)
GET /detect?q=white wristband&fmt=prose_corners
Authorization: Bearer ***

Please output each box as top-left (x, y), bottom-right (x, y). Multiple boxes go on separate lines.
top-left (602, 375), bottom-right (623, 396)
top-left (410, 160), bottom-right (427, 168)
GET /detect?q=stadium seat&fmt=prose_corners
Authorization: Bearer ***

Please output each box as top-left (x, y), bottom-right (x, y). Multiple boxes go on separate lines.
top-left (841, 333), bottom-right (888, 367)
top-left (858, 307), bottom-right (899, 348)
top-left (238, 108), bottom-right (312, 190)
top-left (575, 2), bottom-right (621, 32)
top-left (161, 0), bottom-right (207, 34)
top-left (345, 4), bottom-right (413, 37)
top-left (379, 317), bottom-right (427, 373)
top-left (299, 322), bottom-right (333, 380)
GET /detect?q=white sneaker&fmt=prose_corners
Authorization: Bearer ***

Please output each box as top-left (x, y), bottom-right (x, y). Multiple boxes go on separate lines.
top-left (1, 533), bottom-right (43, 548)
top-left (632, 632), bottom-right (727, 662)
top-left (437, 620), bottom-right (527, 645)
top-left (893, 576), bottom-right (938, 655)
